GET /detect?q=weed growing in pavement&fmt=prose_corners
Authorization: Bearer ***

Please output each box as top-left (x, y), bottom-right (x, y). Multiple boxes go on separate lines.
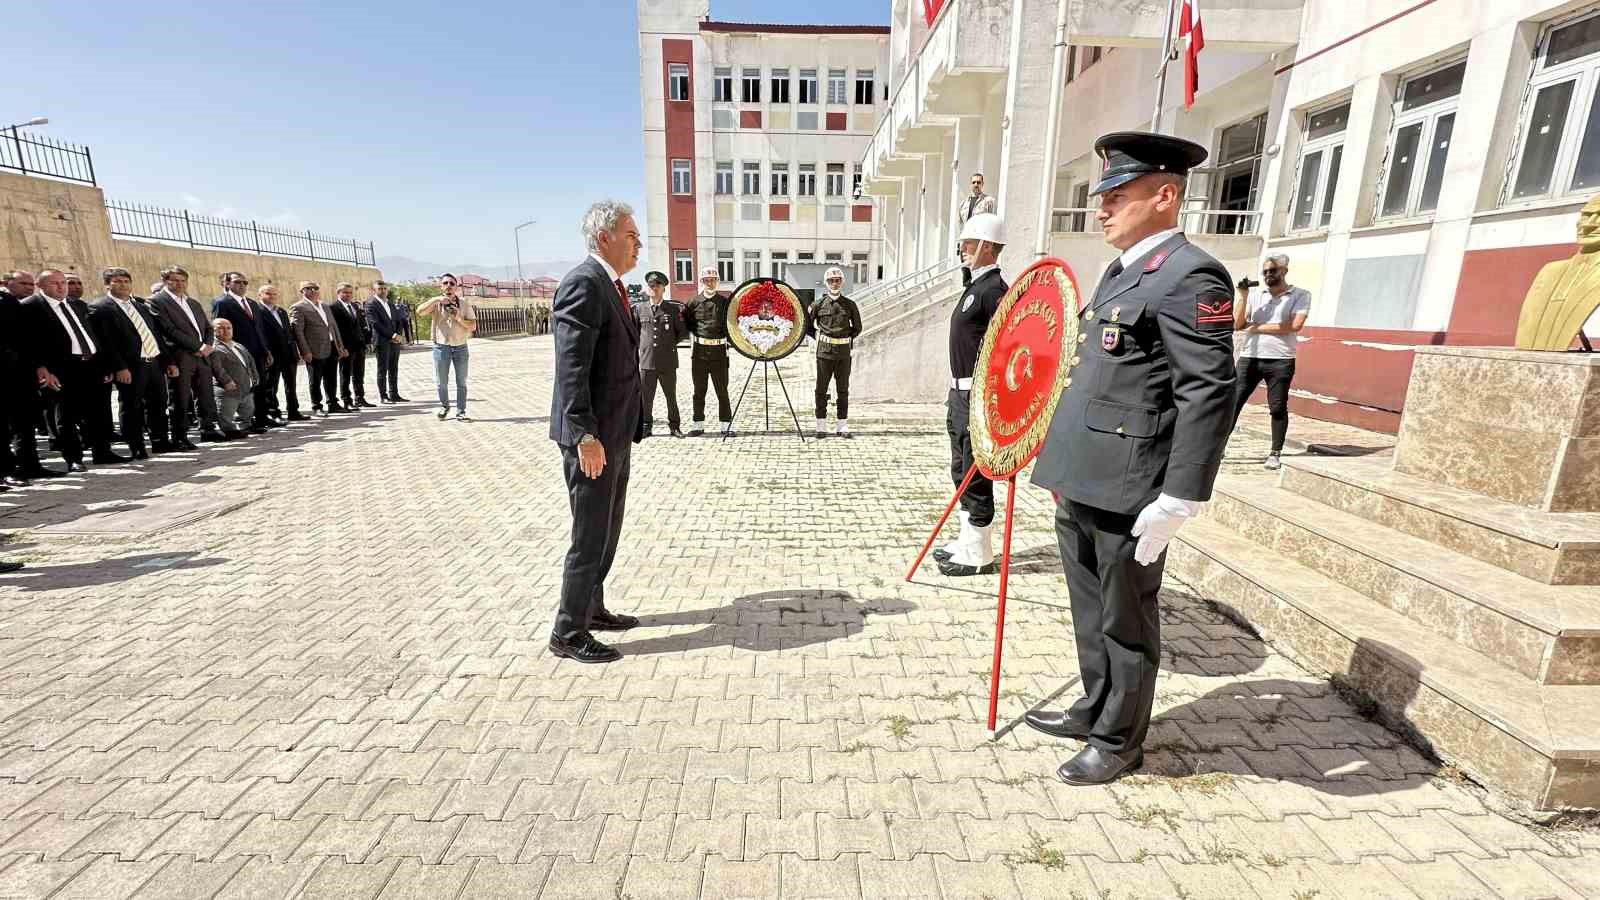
top-left (885, 715), bottom-right (914, 744)
top-left (1009, 831), bottom-right (1067, 870)
top-left (841, 741), bottom-right (868, 754)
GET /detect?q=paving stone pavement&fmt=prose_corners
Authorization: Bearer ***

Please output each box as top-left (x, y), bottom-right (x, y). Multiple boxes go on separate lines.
top-left (0, 336), bottom-right (1595, 900)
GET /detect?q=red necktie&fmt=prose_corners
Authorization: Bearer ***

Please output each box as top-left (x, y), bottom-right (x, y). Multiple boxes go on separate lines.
top-left (240, 298), bottom-right (253, 319)
top-left (613, 279), bottom-right (629, 311)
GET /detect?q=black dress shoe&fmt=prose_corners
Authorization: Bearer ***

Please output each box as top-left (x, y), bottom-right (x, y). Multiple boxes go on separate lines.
top-left (938, 558), bottom-right (998, 577)
top-left (92, 451), bottom-right (131, 465)
top-left (248, 426), bottom-right (269, 435)
top-left (391, 395), bottom-right (409, 402)
top-left (172, 440), bottom-right (199, 452)
top-left (932, 548), bottom-right (953, 563)
top-left (150, 441), bottom-right (174, 454)
top-left (22, 466), bottom-right (65, 479)
top-left (0, 561), bottom-right (22, 574)
top-left (65, 462), bottom-right (88, 474)
top-left (590, 610), bottom-right (639, 631)
top-left (131, 449), bottom-right (150, 461)
top-left (220, 430), bottom-right (247, 441)
top-left (1056, 745), bottom-right (1143, 786)
top-left (548, 633), bottom-right (621, 664)
top-left (670, 428), bottom-right (686, 439)
top-left (688, 427), bottom-right (704, 436)
top-left (292, 412), bottom-right (313, 421)
top-left (1024, 709), bottom-right (1091, 741)
top-left (200, 431), bottom-right (227, 443)
top-left (327, 402), bottom-right (347, 413)
top-left (358, 399), bottom-right (377, 408)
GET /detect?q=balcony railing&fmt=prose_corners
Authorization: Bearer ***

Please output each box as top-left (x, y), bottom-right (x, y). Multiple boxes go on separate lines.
top-left (855, 258), bottom-right (962, 328)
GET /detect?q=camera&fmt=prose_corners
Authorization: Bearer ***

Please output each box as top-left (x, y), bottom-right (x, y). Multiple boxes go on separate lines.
top-left (1236, 276), bottom-right (1260, 290)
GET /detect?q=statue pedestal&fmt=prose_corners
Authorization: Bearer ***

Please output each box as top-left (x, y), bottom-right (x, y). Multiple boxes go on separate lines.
top-left (1394, 347), bottom-right (1600, 513)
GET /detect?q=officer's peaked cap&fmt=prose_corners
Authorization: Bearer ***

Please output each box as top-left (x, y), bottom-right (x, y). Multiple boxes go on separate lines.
top-left (645, 270), bottom-right (668, 286)
top-left (1091, 131), bottom-right (1208, 196)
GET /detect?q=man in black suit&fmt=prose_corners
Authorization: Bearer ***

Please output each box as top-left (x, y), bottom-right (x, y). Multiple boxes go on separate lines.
top-left (0, 271), bottom-right (59, 483)
top-left (149, 265), bottom-right (226, 447)
top-left (22, 271), bottom-right (125, 471)
top-left (331, 283), bottom-right (372, 409)
top-left (365, 280), bottom-right (407, 402)
top-left (211, 272), bottom-right (272, 433)
top-left (548, 200), bottom-right (647, 664)
top-left (256, 284), bottom-right (302, 423)
top-left (88, 267), bottom-right (173, 458)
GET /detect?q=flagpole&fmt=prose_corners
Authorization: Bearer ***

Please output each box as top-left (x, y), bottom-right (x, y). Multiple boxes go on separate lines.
top-left (1150, 0), bottom-right (1180, 134)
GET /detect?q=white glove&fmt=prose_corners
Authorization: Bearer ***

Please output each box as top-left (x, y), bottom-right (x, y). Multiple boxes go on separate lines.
top-left (1130, 493), bottom-right (1202, 566)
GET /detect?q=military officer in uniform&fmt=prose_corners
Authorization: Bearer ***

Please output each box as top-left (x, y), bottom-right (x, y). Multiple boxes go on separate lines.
top-left (632, 270), bottom-right (688, 437)
top-left (807, 266), bottom-right (863, 439)
top-left (936, 212), bottom-right (1009, 577)
top-left (683, 266), bottom-right (735, 437)
top-left (1026, 133), bottom-right (1238, 786)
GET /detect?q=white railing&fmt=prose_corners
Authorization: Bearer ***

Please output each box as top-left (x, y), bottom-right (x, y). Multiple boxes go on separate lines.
top-left (1049, 207), bottom-right (1262, 236)
top-left (856, 257), bottom-right (963, 329)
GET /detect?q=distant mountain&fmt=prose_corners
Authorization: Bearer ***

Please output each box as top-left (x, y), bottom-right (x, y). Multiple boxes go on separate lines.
top-left (376, 255), bottom-right (583, 283)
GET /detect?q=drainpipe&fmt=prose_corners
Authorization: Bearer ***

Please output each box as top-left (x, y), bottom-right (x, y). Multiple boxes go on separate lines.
top-left (1033, 0), bottom-right (1072, 257)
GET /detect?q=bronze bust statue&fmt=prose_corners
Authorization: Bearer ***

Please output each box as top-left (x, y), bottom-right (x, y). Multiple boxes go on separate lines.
top-left (1516, 195), bottom-right (1600, 351)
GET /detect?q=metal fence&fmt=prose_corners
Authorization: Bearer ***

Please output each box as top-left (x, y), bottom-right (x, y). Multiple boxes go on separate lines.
top-left (473, 307), bottom-right (533, 338)
top-left (105, 200), bottom-right (376, 266)
top-left (0, 128), bottom-right (96, 184)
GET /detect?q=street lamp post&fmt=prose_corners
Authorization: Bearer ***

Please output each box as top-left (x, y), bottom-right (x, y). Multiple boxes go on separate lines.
top-left (5, 117), bottom-right (48, 176)
top-left (513, 219), bottom-right (537, 300)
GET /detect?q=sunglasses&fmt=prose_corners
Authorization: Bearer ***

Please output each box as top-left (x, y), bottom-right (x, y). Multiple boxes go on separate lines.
top-left (1262, 267), bottom-right (1284, 275)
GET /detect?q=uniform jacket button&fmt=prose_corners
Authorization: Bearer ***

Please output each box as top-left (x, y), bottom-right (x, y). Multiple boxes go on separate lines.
top-left (1115, 425), bottom-right (1126, 435)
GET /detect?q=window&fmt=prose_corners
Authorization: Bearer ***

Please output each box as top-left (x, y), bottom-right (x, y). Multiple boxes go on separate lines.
top-left (715, 161), bottom-right (734, 195)
top-left (743, 250), bottom-right (762, 280)
top-left (741, 202), bottom-right (762, 221)
top-left (771, 68), bottom-right (790, 104)
top-left (851, 166), bottom-right (863, 199)
top-left (671, 159), bottom-right (692, 195)
top-left (771, 252), bottom-right (789, 279)
top-left (798, 251), bottom-right (815, 263)
top-left (1083, 46), bottom-right (1103, 71)
top-left (1509, 11), bottom-right (1600, 202)
top-left (852, 252), bottom-right (870, 284)
top-left (797, 111), bottom-right (818, 130)
top-left (668, 64), bottom-right (690, 101)
top-left (1378, 60), bottom-right (1465, 219)
top-left (1066, 182), bottom-right (1091, 232)
top-left (717, 251), bottom-right (735, 283)
top-left (824, 252), bottom-right (843, 265)
top-left (1066, 46), bottom-right (1077, 84)
top-left (828, 69), bottom-right (848, 104)
top-left (799, 68), bottom-right (818, 104)
top-left (770, 162), bottom-right (790, 196)
top-left (824, 205), bottom-right (847, 222)
top-left (712, 108), bottom-right (734, 129)
top-left (1211, 112), bottom-right (1267, 233)
top-left (742, 67), bottom-right (761, 103)
top-left (825, 163), bottom-right (846, 196)
top-left (742, 161), bottom-right (761, 195)
top-left (854, 69), bottom-right (876, 105)
top-left (1290, 101), bottom-right (1350, 231)
top-left (674, 251), bottom-right (694, 283)
top-left (798, 163), bottom-right (817, 197)
top-left (714, 67), bottom-right (733, 102)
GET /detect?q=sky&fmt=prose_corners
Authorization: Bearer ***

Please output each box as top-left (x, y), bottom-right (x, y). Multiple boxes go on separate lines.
top-left (11, 0), bottom-right (888, 277)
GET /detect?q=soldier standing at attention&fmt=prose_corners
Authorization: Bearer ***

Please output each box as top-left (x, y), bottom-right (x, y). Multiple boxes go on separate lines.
top-left (1026, 132), bottom-right (1238, 786)
top-left (807, 266), bottom-right (863, 439)
top-left (683, 266), bottom-right (734, 437)
top-left (632, 270), bottom-right (687, 438)
top-left (935, 212), bottom-right (1009, 578)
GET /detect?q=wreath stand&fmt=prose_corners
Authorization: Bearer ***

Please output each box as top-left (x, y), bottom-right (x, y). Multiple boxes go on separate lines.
top-left (723, 358), bottom-right (807, 442)
top-left (905, 463), bottom-right (1018, 738)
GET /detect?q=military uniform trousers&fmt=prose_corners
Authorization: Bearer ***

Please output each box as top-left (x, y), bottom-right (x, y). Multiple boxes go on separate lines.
top-left (946, 388), bottom-right (994, 527)
top-left (691, 346), bottom-right (732, 424)
top-left (640, 366), bottom-right (681, 431)
top-left (1054, 497), bottom-right (1166, 755)
top-left (554, 442), bottom-right (631, 642)
top-left (815, 351), bottom-right (852, 420)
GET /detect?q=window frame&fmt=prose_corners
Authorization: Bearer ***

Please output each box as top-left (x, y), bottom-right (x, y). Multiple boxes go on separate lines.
top-left (825, 163), bottom-right (846, 197)
top-left (670, 158), bottom-right (693, 195)
top-left (770, 251), bottom-right (789, 280)
top-left (741, 161), bottom-right (761, 196)
top-left (1288, 100), bottom-right (1351, 233)
top-left (827, 69), bottom-right (848, 104)
top-left (714, 161), bottom-right (734, 196)
top-left (854, 69), bottom-right (876, 105)
top-left (1375, 60), bottom-right (1466, 221)
top-left (851, 252), bottom-right (870, 285)
top-left (797, 163), bottom-right (817, 197)
top-left (716, 251), bottom-right (735, 283)
top-left (668, 63), bottom-right (690, 101)
top-left (673, 251), bottom-right (694, 284)
top-left (742, 250), bottom-right (762, 281)
top-left (741, 67), bottom-right (761, 103)
top-left (799, 68), bottom-right (818, 104)
top-left (1209, 110), bottom-right (1268, 233)
top-left (1504, 9), bottom-right (1600, 204)
top-left (771, 67), bottom-right (791, 104)
top-left (713, 67), bottom-right (733, 103)
top-left (770, 162), bottom-right (790, 197)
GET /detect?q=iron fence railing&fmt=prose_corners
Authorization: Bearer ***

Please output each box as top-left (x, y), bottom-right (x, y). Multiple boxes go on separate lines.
top-left (472, 307), bottom-right (533, 338)
top-left (0, 128), bottom-right (95, 184)
top-left (105, 200), bottom-right (376, 266)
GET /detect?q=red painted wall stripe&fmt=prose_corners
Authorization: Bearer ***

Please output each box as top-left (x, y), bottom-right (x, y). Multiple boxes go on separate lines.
top-left (663, 39), bottom-right (698, 301)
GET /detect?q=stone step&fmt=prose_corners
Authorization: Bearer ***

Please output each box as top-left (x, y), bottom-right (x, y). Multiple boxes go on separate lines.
top-left (1205, 476), bottom-right (1600, 685)
top-left (1281, 455), bottom-right (1600, 586)
top-left (1169, 518), bottom-right (1600, 810)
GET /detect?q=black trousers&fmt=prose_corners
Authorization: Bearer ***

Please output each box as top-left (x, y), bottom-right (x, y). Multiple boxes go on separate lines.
top-left (115, 359), bottom-right (168, 450)
top-left (45, 360), bottom-right (102, 464)
top-left (640, 367), bottom-right (680, 431)
top-left (1231, 356), bottom-right (1297, 453)
top-left (1055, 497), bottom-right (1166, 755)
top-left (248, 352), bottom-right (272, 425)
top-left (691, 352), bottom-right (731, 424)
top-left (171, 351), bottom-right (219, 440)
top-left (946, 389), bottom-right (994, 527)
top-left (815, 353), bottom-right (852, 420)
top-left (339, 346), bottom-right (367, 403)
top-left (306, 356), bottom-right (337, 408)
top-left (374, 340), bottom-right (400, 398)
top-left (266, 357), bottom-right (298, 416)
top-left (554, 442), bottom-right (631, 642)
top-left (4, 369), bottom-right (41, 472)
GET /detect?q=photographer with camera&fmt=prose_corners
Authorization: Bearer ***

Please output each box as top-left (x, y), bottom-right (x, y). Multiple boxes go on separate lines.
top-left (1231, 253), bottom-right (1311, 470)
top-left (417, 274), bottom-right (477, 421)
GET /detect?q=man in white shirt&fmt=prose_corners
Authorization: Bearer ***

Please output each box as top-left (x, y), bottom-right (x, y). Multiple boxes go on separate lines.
top-left (149, 265), bottom-right (226, 447)
top-left (209, 318), bottom-right (260, 436)
top-left (1231, 253), bottom-right (1312, 470)
top-left (22, 271), bottom-right (125, 471)
top-left (88, 266), bottom-right (174, 458)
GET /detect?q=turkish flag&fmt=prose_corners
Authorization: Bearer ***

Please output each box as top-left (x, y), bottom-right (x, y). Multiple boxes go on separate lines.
top-left (1179, 0), bottom-right (1205, 109)
top-left (922, 0), bottom-right (946, 27)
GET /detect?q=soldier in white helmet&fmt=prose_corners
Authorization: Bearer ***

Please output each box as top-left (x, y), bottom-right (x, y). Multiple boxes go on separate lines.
top-left (935, 212), bottom-right (1008, 577)
top-left (806, 266), bottom-right (863, 438)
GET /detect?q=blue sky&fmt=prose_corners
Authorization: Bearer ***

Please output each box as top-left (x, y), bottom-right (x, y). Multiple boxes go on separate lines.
top-left (11, 0), bottom-right (887, 277)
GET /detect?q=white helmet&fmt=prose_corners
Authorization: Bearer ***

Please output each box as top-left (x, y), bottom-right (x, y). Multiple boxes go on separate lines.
top-left (824, 266), bottom-right (845, 281)
top-left (959, 212), bottom-right (1006, 246)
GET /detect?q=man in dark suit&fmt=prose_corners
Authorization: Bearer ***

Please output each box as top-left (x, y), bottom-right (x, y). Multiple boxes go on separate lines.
top-left (22, 271), bottom-right (125, 471)
top-left (257, 284), bottom-right (304, 422)
top-left (365, 280), bottom-right (407, 402)
top-left (548, 201), bottom-right (647, 664)
top-left (0, 271), bottom-right (59, 482)
top-left (88, 267), bottom-right (173, 458)
top-left (331, 283), bottom-right (372, 409)
top-left (149, 265), bottom-right (226, 447)
top-left (1026, 133), bottom-right (1238, 786)
top-left (211, 272), bottom-right (272, 433)
top-left (630, 270), bottom-right (687, 437)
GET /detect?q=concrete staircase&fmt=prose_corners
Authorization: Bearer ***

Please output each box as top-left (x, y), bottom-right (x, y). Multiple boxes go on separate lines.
top-left (1169, 347), bottom-right (1600, 811)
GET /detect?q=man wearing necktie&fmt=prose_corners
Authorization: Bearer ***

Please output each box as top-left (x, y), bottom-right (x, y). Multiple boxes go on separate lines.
top-left (547, 200), bottom-right (647, 664)
top-left (150, 265), bottom-right (227, 446)
top-left (89, 267), bottom-right (173, 458)
top-left (365, 280), bottom-right (407, 403)
top-left (211, 272), bottom-right (273, 433)
top-left (21, 271), bottom-right (125, 471)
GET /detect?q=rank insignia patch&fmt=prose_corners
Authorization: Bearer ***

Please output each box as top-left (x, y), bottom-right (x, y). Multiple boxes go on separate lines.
top-left (1196, 295), bottom-right (1234, 333)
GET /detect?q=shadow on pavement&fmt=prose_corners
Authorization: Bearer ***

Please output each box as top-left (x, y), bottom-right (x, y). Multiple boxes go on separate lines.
top-left (0, 550), bottom-right (226, 592)
top-left (610, 588), bottom-right (918, 656)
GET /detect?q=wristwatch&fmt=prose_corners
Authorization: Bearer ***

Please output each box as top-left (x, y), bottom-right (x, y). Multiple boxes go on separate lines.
top-left (578, 434), bottom-right (598, 447)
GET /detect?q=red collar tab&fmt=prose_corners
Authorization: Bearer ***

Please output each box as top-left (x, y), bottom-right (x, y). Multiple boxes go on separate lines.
top-left (1144, 251), bottom-right (1170, 273)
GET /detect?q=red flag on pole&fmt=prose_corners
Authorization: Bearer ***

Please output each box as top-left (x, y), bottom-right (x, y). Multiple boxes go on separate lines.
top-left (1178, 0), bottom-right (1205, 109)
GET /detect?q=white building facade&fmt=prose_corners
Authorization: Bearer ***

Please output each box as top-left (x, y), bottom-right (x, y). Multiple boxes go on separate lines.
top-left (637, 0), bottom-right (890, 300)
top-left (860, 0), bottom-right (1600, 432)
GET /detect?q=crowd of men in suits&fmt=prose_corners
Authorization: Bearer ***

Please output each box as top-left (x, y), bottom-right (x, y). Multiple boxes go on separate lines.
top-left (0, 266), bottom-right (414, 491)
